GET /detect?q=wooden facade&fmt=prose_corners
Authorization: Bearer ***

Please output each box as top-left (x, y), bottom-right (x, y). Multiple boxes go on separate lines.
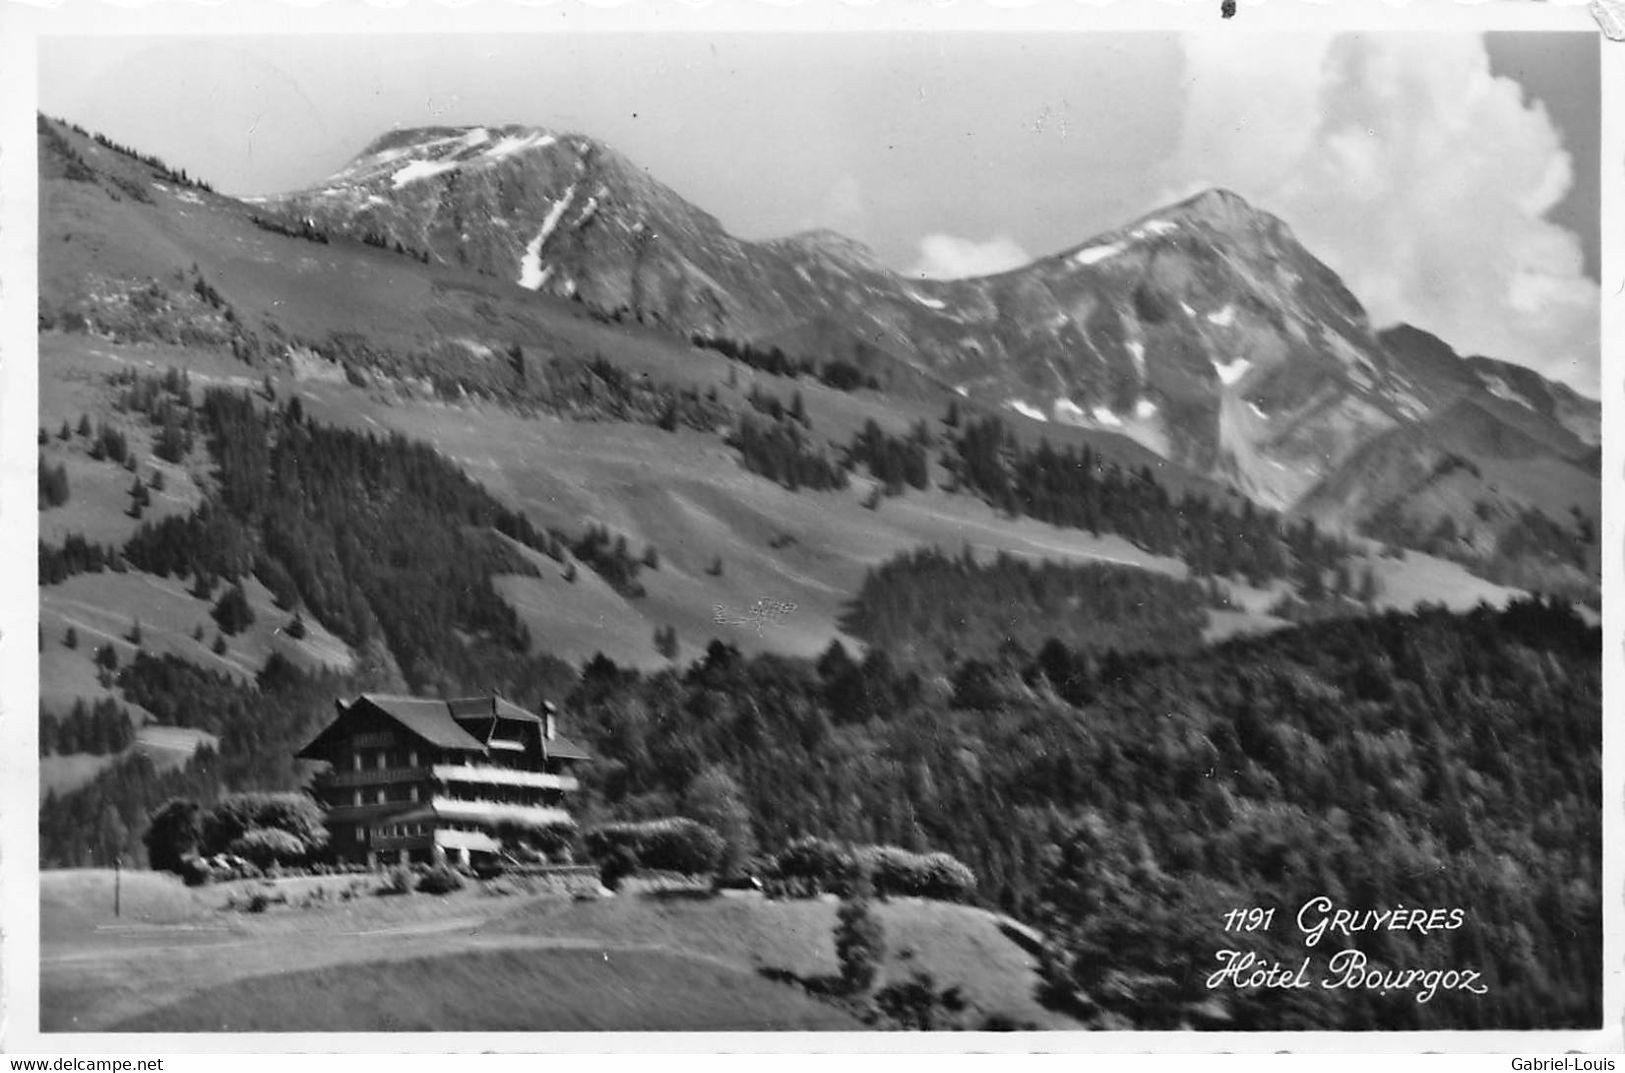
top-left (296, 694), bottom-right (590, 868)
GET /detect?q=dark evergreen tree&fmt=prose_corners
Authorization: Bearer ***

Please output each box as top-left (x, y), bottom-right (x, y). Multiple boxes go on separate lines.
top-left (836, 876), bottom-right (886, 995)
top-left (211, 583), bottom-right (254, 636)
top-left (38, 460), bottom-right (70, 508)
top-left (143, 798), bottom-right (204, 874)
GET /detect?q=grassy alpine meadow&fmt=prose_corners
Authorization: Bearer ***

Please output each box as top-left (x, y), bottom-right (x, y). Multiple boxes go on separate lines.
top-left (41, 869), bottom-right (1063, 1032)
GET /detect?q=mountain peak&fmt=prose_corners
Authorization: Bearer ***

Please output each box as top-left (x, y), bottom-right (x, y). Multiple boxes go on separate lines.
top-left (299, 124), bottom-right (576, 197)
top-left (357, 123), bottom-right (557, 159)
top-left (772, 229), bottom-right (888, 273)
top-left (1166, 187), bottom-right (1273, 232)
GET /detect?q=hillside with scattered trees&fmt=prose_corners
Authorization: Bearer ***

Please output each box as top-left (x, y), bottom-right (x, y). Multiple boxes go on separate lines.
top-left (946, 414), bottom-right (1351, 589)
top-left (35, 378), bottom-right (1601, 1032)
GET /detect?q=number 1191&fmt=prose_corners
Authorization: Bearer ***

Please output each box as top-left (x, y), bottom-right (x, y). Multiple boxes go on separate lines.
top-left (1223, 907), bottom-right (1275, 932)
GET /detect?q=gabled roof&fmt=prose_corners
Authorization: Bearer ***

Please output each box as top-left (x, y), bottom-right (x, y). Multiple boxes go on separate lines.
top-left (358, 694), bottom-right (490, 750)
top-left (447, 695), bottom-right (547, 724)
top-left (296, 693), bottom-right (590, 761)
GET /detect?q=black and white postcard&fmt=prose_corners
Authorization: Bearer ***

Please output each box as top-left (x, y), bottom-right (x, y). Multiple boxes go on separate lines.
top-left (0, 0), bottom-right (1617, 1056)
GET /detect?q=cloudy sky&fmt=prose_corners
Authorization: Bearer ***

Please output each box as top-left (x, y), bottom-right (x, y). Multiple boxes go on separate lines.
top-left (40, 32), bottom-right (1600, 393)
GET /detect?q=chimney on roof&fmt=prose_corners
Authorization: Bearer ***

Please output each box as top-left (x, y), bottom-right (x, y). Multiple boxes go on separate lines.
top-left (542, 700), bottom-right (557, 741)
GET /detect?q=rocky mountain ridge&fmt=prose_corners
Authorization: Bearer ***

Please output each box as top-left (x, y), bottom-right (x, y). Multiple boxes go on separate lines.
top-left (266, 124), bottom-right (1596, 521)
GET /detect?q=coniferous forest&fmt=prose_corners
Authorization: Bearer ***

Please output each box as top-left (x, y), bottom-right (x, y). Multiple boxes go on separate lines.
top-left (35, 381), bottom-right (1602, 1031)
top-left (40, 589), bottom-right (1601, 1030)
top-left (946, 414), bottom-right (1350, 586)
top-left (840, 546), bottom-right (1212, 671)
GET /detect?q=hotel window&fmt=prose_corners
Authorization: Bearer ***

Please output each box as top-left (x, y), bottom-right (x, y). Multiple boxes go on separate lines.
top-left (351, 789), bottom-right (362, 807)
top-left (408, 750), bottom-right (417, 767)
top-left (376, 750), bottom-right (388, 771)
top-left (353, 752), bottom-right (363, 772)
top-left (354, 828), bottom-right (364, 842)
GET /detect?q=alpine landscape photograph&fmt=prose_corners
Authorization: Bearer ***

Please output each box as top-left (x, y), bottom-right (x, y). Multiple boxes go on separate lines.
top-left (12, 14), bottom-right (1610, 1043)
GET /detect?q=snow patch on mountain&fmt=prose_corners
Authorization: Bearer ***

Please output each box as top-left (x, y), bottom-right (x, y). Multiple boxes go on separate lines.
top-left (1092, 406), bottom-right (1123, 428)
top-left (1069, 242), bottom-right (1125, 268)
top-left (392, 158), bottom-right (460, 188)
top-left (1127, 339), bottom-right (1146, 379)
top-left (1131, 219), bottom-right (1178, 240)
top-left (1213, 357), bottom-right (1252, 386)
top-left (1007, 399), bottom-right (1048, 422)
top-left (1054, 398), bottom-right (1087, 423)
top-left (1135, 398), bottom-right (1158, 420)
top-left (1477, 373), bottom-right (1535, 411)
top-left (905, 288), bottom-right (947, 311)
top-left (1207, 304), bottom-right (1236, 327)
top-left (485, 131), bottom-right (556, 161)
top-left (518, 184), bottom-right (577, 289)
top-left (1391, 390), bottom-right (1429, 420)
top-left (329, 127), bottom-right (556, 191)
top-left (1248, 401), bottom-right (1269, 419)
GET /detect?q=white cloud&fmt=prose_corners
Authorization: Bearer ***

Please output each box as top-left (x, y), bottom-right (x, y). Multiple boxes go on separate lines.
top-left (814, 174), bottom-right (869, 239)
top-left (1161, 33), bottom-right (1598, 395)
top-left (909, 233), bottom-right (1032, 280)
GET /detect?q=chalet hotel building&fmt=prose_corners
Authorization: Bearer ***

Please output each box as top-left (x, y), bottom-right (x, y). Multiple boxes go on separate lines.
top-left (297, 694), bottom-right (590, 868)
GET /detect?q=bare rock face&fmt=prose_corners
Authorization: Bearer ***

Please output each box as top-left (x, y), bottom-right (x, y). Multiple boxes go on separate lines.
top-left (268, 125), bottom-right (1596, 516)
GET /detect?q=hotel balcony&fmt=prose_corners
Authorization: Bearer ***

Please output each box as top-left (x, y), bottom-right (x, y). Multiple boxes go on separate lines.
top-left (320, 800), bottom-right (416, 824)
top-left (423, 797), bottom-right (573, 829)
top-left (320, 766), bottom-right (431, 789)
top-left (431, 764), bottom-right (579, 793)
top-left (318, 765), bottom-right (578, 793)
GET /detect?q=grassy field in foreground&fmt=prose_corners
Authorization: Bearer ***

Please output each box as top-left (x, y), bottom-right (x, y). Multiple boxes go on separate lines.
top-left (115, 947), bottom-right (863, 1032)
top-left (41, 869), bottom-right (1067, 1033)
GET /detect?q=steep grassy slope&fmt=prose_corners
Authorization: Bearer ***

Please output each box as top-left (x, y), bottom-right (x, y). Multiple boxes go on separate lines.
top-left (43, 332), bottom-right (1210, 671)
top-left (37, 112), bottom-right (1237, 691)
top-left (37, 113), bottom-right (1552, 699)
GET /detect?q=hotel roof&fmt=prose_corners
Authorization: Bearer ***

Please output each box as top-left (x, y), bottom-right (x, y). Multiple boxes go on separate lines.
top-left (296, 693), bottom-right (591, 761)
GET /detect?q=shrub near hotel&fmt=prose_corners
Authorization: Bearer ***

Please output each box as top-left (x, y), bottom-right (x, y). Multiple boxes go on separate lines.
top-left (143, 792), bottom-right (328, 877)
top-left (583, 818), bottom-right (725, 875)
top-left (772, 837), bottom-right (976, 901)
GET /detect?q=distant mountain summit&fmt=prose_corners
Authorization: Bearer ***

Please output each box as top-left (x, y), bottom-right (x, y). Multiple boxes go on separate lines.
top-left (33, 111), bottom-right (1601, 608)
top-left (264, 123), bottom-right (1597, 528)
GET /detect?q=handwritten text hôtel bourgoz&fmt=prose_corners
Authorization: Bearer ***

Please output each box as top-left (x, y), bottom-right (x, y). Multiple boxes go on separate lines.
top-left (1206, 897), bottom-right (1489, 1004)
